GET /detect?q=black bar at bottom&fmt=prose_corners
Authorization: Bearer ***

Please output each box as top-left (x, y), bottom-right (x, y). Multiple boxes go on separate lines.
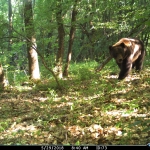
top-left (0, 145), bottom-right (150, 150)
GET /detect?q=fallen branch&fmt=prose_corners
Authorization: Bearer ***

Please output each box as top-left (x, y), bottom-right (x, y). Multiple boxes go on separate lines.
top-left (95, 56), bottom-right (112, 72)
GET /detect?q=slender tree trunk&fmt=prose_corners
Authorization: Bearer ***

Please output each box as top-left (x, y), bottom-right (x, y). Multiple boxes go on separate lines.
top-left (8, 0), bottom-right (12, 52)
top-left (8, 0), bottom-right (17, 66)
top-left (89, 21), bottom-right (95, 59)
top-left (88, 0), bottom-right (96, 59)
top-left (23, 0), bottom-right (40, 80)
top-left (46, 32), bottom-right (53, 56)
top-left (63, 0), bottom-right (78, 77)
top-left (77, 24), bottom-right (86, 61)
top-left (55, 1), bottom-right (65, 78)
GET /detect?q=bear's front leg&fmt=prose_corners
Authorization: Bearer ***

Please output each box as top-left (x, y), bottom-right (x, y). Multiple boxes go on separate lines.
top-left (118, 59), bottom-right (132, 80)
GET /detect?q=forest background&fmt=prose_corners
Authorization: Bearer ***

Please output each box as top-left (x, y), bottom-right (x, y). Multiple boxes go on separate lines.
top-left (0, 0), bottom-right (150, 145)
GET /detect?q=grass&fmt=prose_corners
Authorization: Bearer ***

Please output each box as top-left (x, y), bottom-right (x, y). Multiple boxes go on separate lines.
top-left (0, 59), bottom-right (149, 145)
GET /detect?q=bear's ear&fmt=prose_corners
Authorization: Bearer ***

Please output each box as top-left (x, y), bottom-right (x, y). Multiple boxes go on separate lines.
top-left (109, 46), bottom-right (113, 56)
top-left (109, 46), bottom-right (112, 50)
top-left (120, 43), bottom-right (125, 48)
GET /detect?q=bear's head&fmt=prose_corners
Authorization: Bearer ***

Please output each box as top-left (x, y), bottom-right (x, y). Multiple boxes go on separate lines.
top-left (109, 38), bottom-right (132, 64)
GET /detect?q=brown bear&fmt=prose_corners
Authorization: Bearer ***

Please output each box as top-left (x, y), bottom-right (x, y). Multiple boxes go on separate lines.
top-left (109, 38), bottom-right (145, 80)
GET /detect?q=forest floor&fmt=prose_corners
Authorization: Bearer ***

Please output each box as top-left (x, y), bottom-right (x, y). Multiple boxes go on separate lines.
top-left (0, 61), bottom-right (150, 145)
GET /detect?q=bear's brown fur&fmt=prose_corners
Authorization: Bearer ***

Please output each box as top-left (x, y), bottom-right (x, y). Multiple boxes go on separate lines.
top-left (109, 38), bottom-right (145, 80)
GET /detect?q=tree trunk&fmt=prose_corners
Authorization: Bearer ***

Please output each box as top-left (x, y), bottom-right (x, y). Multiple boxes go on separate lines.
top-left (8, 0), bottom-right (16, 66)
top-left (0, 64), bottom-right (8, 89)
top-left (88, 0), bottom-right (96, 59)
top-left (23, 0), bottom-right (40, 80)
top-left (55, 1), bottom-right (65, 79)
top-left (8, 0), bottom-right (12, 52)
top-left (63, 0), bottom-right (78, 77)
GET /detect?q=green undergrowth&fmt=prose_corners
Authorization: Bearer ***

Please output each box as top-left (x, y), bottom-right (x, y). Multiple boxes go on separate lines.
top-left (0, 59), bottom-right (150, 145)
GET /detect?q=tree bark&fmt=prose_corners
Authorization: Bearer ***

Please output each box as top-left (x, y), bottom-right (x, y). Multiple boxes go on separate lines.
top-left (63, 0), bottom-right (78, 77)
top-left (0, 64), bottom-right (8, 89)
top-left (88, 0), bottom-right (96, 59)
top-left (8, 0), bottom-right (17, 66)
top-left (8, 0), bottom-right (12, 52)
top-left (23, 0), bottom-right (40, 80)
top-left (13, 27), bottom-right (61, 89)
top-left (55, 1), bottom-right (65, 78)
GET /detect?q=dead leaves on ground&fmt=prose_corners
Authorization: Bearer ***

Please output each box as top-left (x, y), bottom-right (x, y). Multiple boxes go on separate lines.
top-left (0, 70), bottom-right (150, 145)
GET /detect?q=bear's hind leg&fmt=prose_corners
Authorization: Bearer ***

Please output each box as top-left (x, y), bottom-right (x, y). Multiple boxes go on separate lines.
top-left (135, 51), bottom-right (145, 71)
top-left (118, 59), bottom-right (132, 80)
top-left (135, 60), bottom-right (143, 71)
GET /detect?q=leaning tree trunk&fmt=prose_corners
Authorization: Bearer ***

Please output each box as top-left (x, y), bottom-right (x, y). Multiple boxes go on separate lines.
top-left (55, 2), bottom-right (65, 79)
top-left (63, 0), bottom-right (78, 77)
top-left (23, 0), bottom-right (40, 80)
top-left (95, 56), bottom-right (112, 72)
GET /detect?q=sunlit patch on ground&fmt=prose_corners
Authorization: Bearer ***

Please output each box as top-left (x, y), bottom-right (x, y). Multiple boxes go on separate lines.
top-left (0, 63), bottom-right (149, 145)
top-left (108, 73), bottom-right (141, 81)
top-left (106, 109), bottom-right (149, 117)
